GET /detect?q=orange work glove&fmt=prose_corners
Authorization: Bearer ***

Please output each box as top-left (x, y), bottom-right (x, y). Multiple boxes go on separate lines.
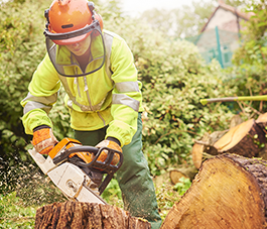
top-left (31, 126), bottom-right (58, 155)
top-left (95, 138), bottom-right (122, 165)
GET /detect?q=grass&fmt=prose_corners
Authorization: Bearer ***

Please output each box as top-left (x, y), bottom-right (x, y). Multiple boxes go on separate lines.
top-left (0, 174), bottom-right (191, 228)
top-left (0, 192), bottom-right (36, 228)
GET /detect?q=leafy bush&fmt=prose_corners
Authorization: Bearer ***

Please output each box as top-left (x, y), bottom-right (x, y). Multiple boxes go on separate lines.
top-left (103, 16), bottom-right (238, 175)
top-left (0, 0), bottom-right (46, 194)
top-left (2, 0), bottom-right (266, 226)
top-left (228, 1), bottom-right (267, 114)
top-left (0, 0), bottom-right (73, 194)
top-left (0, 0), bottom-right (239, 186)
top-left (173, 177), bottom-right (192, 196)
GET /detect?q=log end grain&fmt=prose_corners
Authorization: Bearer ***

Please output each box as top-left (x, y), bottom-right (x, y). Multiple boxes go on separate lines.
top-left (192, 143), bottom-right (204, 169)
top-left (214, 119), bottom-right (266, 157)
top-left (161, 154), bottom-right (266, 229)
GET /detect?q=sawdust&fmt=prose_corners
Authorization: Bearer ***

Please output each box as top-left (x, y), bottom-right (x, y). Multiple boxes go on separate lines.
top-left (0, 155), bottom-right (66, 206)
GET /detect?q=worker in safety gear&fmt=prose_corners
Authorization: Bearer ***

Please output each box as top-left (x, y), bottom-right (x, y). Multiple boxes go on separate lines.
top-left (20, 0), bottom-right (162, 228)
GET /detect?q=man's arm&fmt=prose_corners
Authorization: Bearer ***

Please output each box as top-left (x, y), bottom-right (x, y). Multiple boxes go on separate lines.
top-left (106, 35), bottom-right (143, 147)
top-left (21, 53), bottom-right (61, 135)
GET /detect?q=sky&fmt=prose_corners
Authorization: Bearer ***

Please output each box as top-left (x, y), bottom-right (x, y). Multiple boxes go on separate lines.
top-left (121, 0), bottom-right (196, 17)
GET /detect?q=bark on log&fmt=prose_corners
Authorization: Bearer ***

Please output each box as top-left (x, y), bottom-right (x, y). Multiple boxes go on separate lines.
top-left (259, 145), bottom-right (267, 160)
top-left (256, 112), bottom-right (267, 133)
top-left (161, 154), bottom-right (267, 229)
top-left (191, 115), bottom-right (263, 169)
top-left (169, 167), bottom-right (198, 184)
top-left (35, 201), bottom-right (151, 229)
top-left (213, 119), bottom-right (266, 157)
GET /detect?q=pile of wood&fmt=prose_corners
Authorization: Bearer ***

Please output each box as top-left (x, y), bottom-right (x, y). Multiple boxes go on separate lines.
top-left (192, 113), bottom-right (267, 169)
top-left (161, 154), bottom-right (267, 229)
top-left (162, 113), bottom-right (267, 228)
top-left (168, 113), bottom-right (267, 185)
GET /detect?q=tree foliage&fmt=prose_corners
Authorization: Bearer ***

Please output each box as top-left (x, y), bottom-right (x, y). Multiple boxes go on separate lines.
top-left (0, 0), bottom-right (74, 194)
top-left (0, 0), bottom-right (47, 193)
top-left (0, 0), bottom-right (264, 195)
top-left (140, 0), bottom-right (249, 38)
top-left (103, 14), bottom-right (239, 174)
top-left (233, 0), bottom-right (267, 67)
top-left (1, 0), bottom-right (267, 226)
top-left (227, 0), bottom-right (267, 113)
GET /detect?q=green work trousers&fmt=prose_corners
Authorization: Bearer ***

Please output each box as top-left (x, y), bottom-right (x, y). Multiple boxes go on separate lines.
top-left (74, 113), bottom-right (162, 229)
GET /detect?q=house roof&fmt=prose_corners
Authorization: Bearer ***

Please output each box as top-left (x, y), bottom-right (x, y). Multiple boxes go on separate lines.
top-left (200, 1), bottom-right (254, 32)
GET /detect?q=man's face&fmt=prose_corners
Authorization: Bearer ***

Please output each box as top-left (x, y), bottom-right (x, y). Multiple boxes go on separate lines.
top-left (65, 35), bottom-right (91, 56)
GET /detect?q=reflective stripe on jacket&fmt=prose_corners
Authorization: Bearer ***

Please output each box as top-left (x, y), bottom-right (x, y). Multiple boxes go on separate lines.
top-left (21, 30), bottom-right (143, 147)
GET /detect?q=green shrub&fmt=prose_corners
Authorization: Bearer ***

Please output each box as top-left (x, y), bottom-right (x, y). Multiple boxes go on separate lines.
top-left (0, 0), bottom-right (239, 184)
top-left (103, 16), bottom-right (238, 175)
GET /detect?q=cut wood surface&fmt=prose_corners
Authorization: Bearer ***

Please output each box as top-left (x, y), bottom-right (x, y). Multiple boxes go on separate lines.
top-left (191, 142), bottom-right (204, 169)
top-left (191, 115), bottom-right (267, 169)
top-left (169, 167), bottom-right (198, 184)
top-left (192, 130), bottom-right (228, 169)
top-left (35, 201), bottom-right (151, 229)
top-left (192, 150), bottom-right (214, 170)
top-left (153, 173), bottom-right (171, 187)
top-left (191, 141), bottom-right (217, 169)
top-left (161, 154), bottom-right (267, 229)
top-left (214, 118), bottom-right (265, 157)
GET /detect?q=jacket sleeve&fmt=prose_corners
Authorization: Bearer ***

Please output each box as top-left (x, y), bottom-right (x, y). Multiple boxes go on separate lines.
top-left (21, 54), bottom-right (61, 135)
top-left (105, 36), bottom-right (143, 147)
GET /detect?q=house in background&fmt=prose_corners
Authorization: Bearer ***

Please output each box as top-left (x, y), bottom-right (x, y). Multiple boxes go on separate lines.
top-left (189, 0), bottom-right (254, 68)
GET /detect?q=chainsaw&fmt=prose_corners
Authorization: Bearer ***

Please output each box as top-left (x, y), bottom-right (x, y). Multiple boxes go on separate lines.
top-left (28, 138), bottom-right (123, 205)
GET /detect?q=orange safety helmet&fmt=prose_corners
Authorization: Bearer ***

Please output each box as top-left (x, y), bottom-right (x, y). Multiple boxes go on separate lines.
top-left (44, 0), bottom-right (103, 45)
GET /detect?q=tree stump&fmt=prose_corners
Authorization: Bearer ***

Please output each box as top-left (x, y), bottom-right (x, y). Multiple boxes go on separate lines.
top-left (213, 119), bottom-right (266, 157)
top-left (161, 154), bottom-right (267, 229)
top-left (35, 201), bottom-right (151, 229)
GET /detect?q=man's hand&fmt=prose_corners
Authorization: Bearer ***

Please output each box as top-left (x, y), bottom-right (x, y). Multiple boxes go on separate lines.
top-left (32, 126), bottom-right (58, 155)
top-left (95, 139), bottom-right (122, 165)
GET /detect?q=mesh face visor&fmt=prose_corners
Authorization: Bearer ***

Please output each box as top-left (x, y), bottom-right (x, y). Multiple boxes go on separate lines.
top-left (44, 24), bottom-right (106, 77)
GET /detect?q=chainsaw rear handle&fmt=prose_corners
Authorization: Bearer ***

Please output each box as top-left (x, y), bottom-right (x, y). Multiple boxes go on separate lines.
top-left (53, 145), bottom-right (123, 173)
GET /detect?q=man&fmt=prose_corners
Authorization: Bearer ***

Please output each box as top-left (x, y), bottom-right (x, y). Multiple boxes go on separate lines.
top-left (20, 0), bottom-right (162, 228)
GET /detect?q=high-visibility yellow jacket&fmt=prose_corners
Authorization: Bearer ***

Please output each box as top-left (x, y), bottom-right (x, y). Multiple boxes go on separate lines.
top-left (21, 30), bottom-right (143, 147)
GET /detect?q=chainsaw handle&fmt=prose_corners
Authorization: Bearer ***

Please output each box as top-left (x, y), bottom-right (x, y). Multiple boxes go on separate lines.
top-left (52, 145), bottom-right (98, 164)
top-left (53, 145), bottom-right (123, 172)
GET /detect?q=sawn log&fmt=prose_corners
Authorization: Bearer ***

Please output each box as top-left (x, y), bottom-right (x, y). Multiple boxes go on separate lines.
top-left (213, 119), bottom-right (266, 157)
top-left (161, 154), bottom-right (267, 229)
top-left (192, 118), bottom-right (266, 169)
